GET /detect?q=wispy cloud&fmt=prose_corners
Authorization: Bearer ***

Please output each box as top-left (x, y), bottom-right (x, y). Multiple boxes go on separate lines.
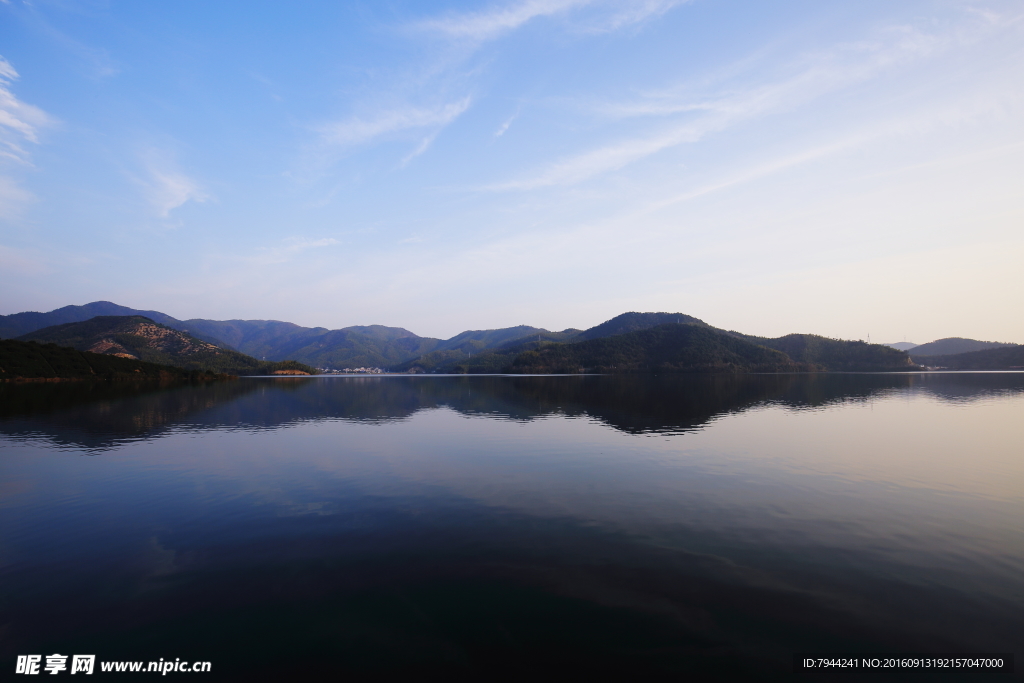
top-left (417, 0), bottom-right (686, 43)
top-left (418, 0), bottom-right (590, 42)
top-left (0, 55), bottom-right (54, 164)
top-left (399, 131), bottom-right (441, 167)
top-left (643, 135), bottom-right (874, 215)
top-left (486, 24), bottom-right (957, 190)
top-left (590, 0), bottom-right (688, 33)
top-left (318, 98), bottom-right (471, 148)
top-left (135, 150), bottom-right (209, 218)
top-left (495, 108), bottom-right (520, 137)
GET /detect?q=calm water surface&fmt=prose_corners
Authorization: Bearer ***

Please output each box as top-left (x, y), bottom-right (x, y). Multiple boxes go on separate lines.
top-left (1, 374), bottom-right (1022, 680)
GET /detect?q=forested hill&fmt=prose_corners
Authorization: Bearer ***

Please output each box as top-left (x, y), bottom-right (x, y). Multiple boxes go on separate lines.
top-left (0, 301), bottom-right (178, 338)
top-left (911, 345), bottom-right (1024, 370)
top-left (508, 324), bottom-right (800, 373)
top-left (394, 328), bottom-right (580, 374)
top-left (572, 312), bottom-right (705, 341)
top-left (906, 337), bottom-right (1015, 356)
top-left (7, 302), bottom-right (1012, 374)
top-left (394, 312), bottom-right (707, 373)
top-left (0, 339), bottom-right (220, 381)
top-left (736, 333), bottom-right (915, 372)
top-left (404, 318), bottom-right (915, 375)
top-left (17, 317), bottom-right (316, 376)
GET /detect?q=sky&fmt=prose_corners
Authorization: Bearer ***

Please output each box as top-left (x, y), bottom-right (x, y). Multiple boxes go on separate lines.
top-left (1, 0), bottom-right (1022, 342)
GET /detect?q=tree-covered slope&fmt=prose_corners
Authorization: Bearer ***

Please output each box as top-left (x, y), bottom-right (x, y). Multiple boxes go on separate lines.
top-left (170, 319), bottom-right (444, 368)
top-left (172, 318), bottom-right (329, 356)
top-left (1, 339), bottom-right (219, 380)
top-left (572, 312), bottom-right (706, 341)
top-left (508, 324), bottom-right (799, 374)
top-left (398, 314), bottom-right (915, 374)
top-left (906, 337), bottom-right (1015, 356)
top-left (395, 329), bottom-right (580, 373)
top-left (283, 327), bottom-right (440, 369)
top-left (911, 345), bottom-right (1024, 369)
top-left (739, 334), bottom-right (914, 371)
top-left (393, 312), bottom-right (707, 374)
top-left (17, 317), bottom-right (316, 375)
top-left (434, 325), bottom-right (549, 352)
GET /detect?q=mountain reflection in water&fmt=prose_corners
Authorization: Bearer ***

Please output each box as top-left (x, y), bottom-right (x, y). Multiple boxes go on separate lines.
top-left (1, 373), bottom-right (1022, 680)
top-left (5, 372), bottom-right (1022, 450)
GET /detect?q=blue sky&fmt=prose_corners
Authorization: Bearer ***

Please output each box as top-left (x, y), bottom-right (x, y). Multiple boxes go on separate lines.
top-left (1, 0), bottom-right (1022, 342)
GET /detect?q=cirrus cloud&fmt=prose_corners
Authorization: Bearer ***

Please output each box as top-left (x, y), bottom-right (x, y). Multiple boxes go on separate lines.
top-left (0, 55), bottom-right (55, 165)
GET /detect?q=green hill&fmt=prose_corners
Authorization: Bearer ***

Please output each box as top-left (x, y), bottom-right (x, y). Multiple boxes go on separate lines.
top-left (912, 345), bottom-right (1024, 369)
top-left (4, 302), bottom-right (972, 374)
top-left (507, 324), bottom-right (800, 374)
top-left (2, 302), bottom-right (584, 371)
top-left (175, 317), bottom-right (566, 370)
top-left (395, 313), bottom-right (707, 374)
top-left (399, 315), bottom-right (914, 374)
top-left (906, 337), bottom-right (1015, 356)
top-left (395, 328), bottom-right (579, 373)
top-left (0, 339), bottom-right (221, 381)
top-left (738, 333), bottom-right (915, 371)
top-left (0, 301), bottom-right (179, 339)
top-left (17, 316), bottom-right (316, 376)
top-left (434, 325), bottom-right (549, 351)
top-left (281, 326), bottom-right (441, 369)
top-left (572, 311), bottom-right (706, 341)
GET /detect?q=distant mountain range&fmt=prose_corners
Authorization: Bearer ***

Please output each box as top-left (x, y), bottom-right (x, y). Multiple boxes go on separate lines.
top-left (1, 302), bottom-right (1019, 374)
top-left (0, 302), bottom-right (585, 370)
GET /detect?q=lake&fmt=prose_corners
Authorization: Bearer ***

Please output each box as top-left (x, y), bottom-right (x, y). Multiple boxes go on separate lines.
top-left (1, 373), bottom-right (1022, 680)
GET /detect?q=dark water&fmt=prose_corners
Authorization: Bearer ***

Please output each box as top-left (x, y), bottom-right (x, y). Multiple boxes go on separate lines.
top-left (1, 374), bottom-right (1022, 680)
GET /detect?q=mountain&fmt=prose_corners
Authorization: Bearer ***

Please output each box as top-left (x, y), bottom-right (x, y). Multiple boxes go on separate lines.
top-left (395, 312), bottom-right (708, 374)
top-left (509, 324), bottom-right (800, 373)
top-left (171, 319), bottom-right (327, 355)
top-left (276, 326), bottom-right (442, 369)
top-left (8, 302), bottom-right (1014, 374)
top-left (1, 338), bottom-right (220, 381)
top-left (911, 345), bottom-right (1024, 370)
top-left (435, 325), bottom-right (550, 352)
top-left (1, 302), bottom-right (583, 370)
top-left (882, 342), bottom-right (918, 351)
top-left (737, 334), bottom-right (915, 372)
top-left (572, 312), bottom-right (706, 341)
top-left (906, 337), bottom-right (1014, 356)
top-left (177, 319), bottom-right (577, 370)
top-left (503, 324), bottom-right (915, 374)
top-left (395, 328), bottom-right (580, 374)
top-left (0, 301), bottom-right (178, 339)
top-left (17, 317), bottom-right (316, 376)
top-left (402, 314), bottom-right (914, 374)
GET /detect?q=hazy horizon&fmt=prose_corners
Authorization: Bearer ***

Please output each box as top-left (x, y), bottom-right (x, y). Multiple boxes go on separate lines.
top-left (2, 1), bottom-right (1022, 342)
